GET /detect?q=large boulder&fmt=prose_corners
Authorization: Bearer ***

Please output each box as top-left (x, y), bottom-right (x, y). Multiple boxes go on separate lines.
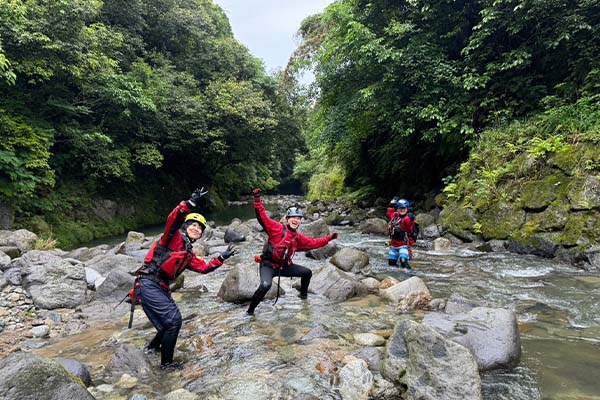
top-left (401, 320), bottom-right (482, 400)
top-left (0, 352), bottom-right (94, 400)
top-left (0, 229), bottom-right (38, 253)
top-left (358, 218), bottom-right (388, 235)
top-left (299, 219), bottom-right (330, 238)
top-left (423, 307), bottom-right (521, 371)
top-left (16, 251), bottom-right (87, 309)
top-left (218, 265), bottom-right (283, 302)
top-left (307, 263), bottom-right (369, 302)
top-left (306, 242), bottom-right (339, 260)
top-left (84, 253), bottom-right (141, 276)
top-left (330, 248), bottom-right (371, 275)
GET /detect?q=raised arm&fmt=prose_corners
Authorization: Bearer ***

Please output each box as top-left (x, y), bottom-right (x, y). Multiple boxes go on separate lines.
top-left (296, 232), bottom-right (338, 251)
top-left (253, 188), bottom-right (284, 238)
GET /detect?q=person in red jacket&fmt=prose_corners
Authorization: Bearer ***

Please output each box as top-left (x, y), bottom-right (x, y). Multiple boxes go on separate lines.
top-left (247, 188), bottom-right (338, 315)
top-left (387, 197), bottom-right (419, 270)
top-left (137, 188), bottom-right (236, 369)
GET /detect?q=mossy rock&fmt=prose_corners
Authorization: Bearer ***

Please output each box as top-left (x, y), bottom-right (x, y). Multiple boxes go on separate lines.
top-left (560, 211), bottom-right (600, 247)
top-left (507, 231), bottom-right (558, 258)
top-left (518, 174), bottom-right (568, 210)
top-left (479, 202), bottom-right (526, 240)
top-left (439, 204), bottom-right (481, 241)
top-left (567, 175), bottom-right (600, 211)
top-left (527, 202), bottom-right (569, 231)
top-left (549, 145), bottom-right (581, 176)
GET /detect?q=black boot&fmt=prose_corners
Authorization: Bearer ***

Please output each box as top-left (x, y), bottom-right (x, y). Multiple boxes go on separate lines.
top-left (145, 330), bottom-right (164, 353)
top-left (400, 259), bottom-right (411, 270)
top-left (160, 323), bottom-right (181, 366)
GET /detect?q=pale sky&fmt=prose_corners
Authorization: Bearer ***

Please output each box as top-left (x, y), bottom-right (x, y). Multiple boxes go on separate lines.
top-left (213, 0), bottom-right (334, 73)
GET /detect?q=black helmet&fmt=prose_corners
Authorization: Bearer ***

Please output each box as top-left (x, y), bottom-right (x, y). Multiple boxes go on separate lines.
top-left (286, 207), bottom-right (304, 218)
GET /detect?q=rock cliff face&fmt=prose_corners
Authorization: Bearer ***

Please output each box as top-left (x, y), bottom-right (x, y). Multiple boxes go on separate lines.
top-left (440, 139), bottom-right (600, 270)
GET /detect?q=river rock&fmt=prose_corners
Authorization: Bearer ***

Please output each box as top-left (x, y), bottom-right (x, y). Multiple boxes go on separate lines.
top-left (433, 237), bottom-right (452, 251)
top-left (330, 247), bottom-right (371, 275)
top-left (0, 246), bottom-right (20, 259)
top-left (423, 307), bottom-right (522, 371)
top-left (297, 324), bottom-right (338, 344)
top-left (107, 344), bottom-right (152, 379)
top-left (0, 352), bottom-right (94, 399)
top-left (0, 250), bottom-right (10, 271)
top-left (17, 251), bottom-right (87, 309)
top-left (4, 267), bottom-right (21, 286)
top-left (165, 388), bottom-right (199, 400)
top-left (56, 358), bottom-right (92, 387)
top-left (95, 268), bottom-right (135, 301)
top-left (0, 229), bottom-right (38, 253)
top-left (401, 319), bottom-right (482, 400)
top-left (337, 356), bottom-right (373, 400)
top-left (299, 219), bottom-right (330, 238)
top-left (354, 333), bottom-right (385, 347)
top-left (422, 223), bottom-right (441, 240)
top-left (358, 218), bottom-right (388, 235)
top-left (85, 253), bottom-right (141, 276)
top-left (351, 347), bottom-right (384, 372)
top-left (217, 265), bottom-right (283, 302)
top-left (65, 245), bottom-right (110, 262)
top-left (379, 276), bottom-right (430, 304)
top-left (306, 242), bottom-right (339, 260)
top-left (307, 263), bottom-right (369, 302)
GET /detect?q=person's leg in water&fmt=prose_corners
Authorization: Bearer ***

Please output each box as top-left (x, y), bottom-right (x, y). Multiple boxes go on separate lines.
top-left (399, 245), bottom-right (411, 270)
top-left (282, 263), bottom-right (312, 299)
top-left (388, 246), bottom-right (400, 266)
top-left (247, 263), bottom-right (276, 315)
top-left (146, 329), bottom-right (164, 353)
top-left (139, 279), bottom-right (183, 366)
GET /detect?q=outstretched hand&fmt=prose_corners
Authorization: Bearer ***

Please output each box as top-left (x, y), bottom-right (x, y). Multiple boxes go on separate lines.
top-left (252, 188), bottom-right (261, 198)
top-left (219, 243), bottom-right (237, 261)
top-left (328, 232), bottom-right (338, 241)
top-left (188, 187), bottom-right (208, 207)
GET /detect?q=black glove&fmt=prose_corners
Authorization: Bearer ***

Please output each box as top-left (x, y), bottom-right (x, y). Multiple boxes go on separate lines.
top-left (412, 223), bottom-right (420, 241)
top-left (328, 232), bottom-right (338, 241)
top-left (187, 187), bottom-right (208, 207)
top-left (218, 244), bottom-right (237, 262)
top-left (252, 188), bottom-right (261, 198)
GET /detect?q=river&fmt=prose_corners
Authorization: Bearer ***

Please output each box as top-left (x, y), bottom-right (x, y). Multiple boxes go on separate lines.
top-left (34, 204), bottom-right (600, 399)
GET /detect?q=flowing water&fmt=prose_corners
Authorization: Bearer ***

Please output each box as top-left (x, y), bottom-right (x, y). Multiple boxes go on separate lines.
top-left (33, 210), bottom-right (600, 399)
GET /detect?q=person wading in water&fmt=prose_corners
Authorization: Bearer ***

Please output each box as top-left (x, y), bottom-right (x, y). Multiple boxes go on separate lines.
top-left (387, 197), bottom-right (419, 270)
top-left (246, 188), bottom-right (338, 315)
top-left (136, 188), bottom-right (236, 369)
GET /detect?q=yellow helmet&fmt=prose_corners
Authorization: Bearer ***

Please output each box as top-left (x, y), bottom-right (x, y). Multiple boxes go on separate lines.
top-left (185, 213), bottom-right (207, 228)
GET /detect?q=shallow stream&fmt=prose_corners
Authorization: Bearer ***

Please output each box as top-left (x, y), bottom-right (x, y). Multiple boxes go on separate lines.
top-left (34, 208), bottom-right (600, 399)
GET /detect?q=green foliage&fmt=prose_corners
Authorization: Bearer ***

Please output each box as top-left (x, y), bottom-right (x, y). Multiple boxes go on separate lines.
top-left (0, 109), bottom-right (55, 203)
top-left (306, 165), bottom-right (345, 201)
top-left (0, 0), bottom-right (305, 240)
top-left (441, 93), bottom-right (600, 210)
top-left (290, 0), bottom-right (600, 201)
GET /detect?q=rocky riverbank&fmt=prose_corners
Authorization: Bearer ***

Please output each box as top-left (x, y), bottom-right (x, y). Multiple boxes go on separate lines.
top-left (0, 195), bottom-right (591, 399)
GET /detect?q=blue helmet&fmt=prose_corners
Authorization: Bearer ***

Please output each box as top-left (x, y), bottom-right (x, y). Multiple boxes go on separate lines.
top-left (396, 198), bottom-right (410, 208)
top-left (286, 207), bottom-right (304, 218)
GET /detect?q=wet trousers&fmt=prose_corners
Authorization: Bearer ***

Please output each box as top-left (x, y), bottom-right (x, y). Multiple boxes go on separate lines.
top-left (247, 261), bottom-right (312, 314)
top-left (139, 278), bottom-right (182, 365)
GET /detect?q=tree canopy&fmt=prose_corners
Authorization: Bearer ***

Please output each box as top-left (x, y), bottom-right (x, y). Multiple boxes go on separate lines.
top-left (0, 0), bottom-right (304, 214)
top-left (290, 0), bottom-right (600, 200)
